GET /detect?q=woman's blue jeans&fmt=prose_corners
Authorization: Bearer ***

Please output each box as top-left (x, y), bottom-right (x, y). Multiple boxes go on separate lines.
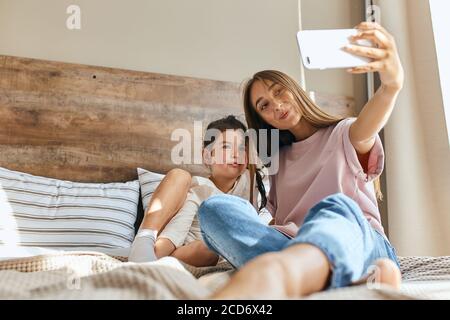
top-left (198, 193), bottom-right (399, 289)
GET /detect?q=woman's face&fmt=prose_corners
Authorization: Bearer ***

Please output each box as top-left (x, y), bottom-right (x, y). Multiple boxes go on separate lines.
top-left (250, 79), bottom-right (301, 130)
top-left (205, 130), bottom-right (247, 180)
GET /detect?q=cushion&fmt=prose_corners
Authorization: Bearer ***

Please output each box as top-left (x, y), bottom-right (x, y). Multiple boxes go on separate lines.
top-left (137, 168), bottom-right (165, 213)
top-left (0, 166), bottom-right (140, 250)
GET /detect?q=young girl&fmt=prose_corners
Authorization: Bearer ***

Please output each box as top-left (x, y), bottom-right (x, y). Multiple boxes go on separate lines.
top-left (198, 22), bottom-right (404, 298)
top-left (129, 115), bottom-right (266, 267)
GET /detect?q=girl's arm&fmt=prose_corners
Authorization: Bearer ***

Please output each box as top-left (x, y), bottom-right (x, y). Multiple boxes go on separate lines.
top-left (154, 238), bottom-right (176, 258)
top-left (155, 197), bottom-right (199, 258)
top-left (171, 240), bottom-right (219, 267)
top-left (344, 22), bottom-right (404, 155)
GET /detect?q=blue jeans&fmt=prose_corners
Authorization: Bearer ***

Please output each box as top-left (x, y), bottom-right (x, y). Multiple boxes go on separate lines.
top-left (198, 193), bottom-right (399, 289)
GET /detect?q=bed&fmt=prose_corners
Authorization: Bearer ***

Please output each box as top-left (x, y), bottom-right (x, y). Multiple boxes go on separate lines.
top-left (1, 54), bottom-right (449, 300)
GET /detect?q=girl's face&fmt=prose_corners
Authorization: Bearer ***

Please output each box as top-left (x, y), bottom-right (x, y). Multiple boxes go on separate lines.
top-left (204, 130), bottom-right (247, 180)
top-left (250, 79), bottom-right (301, 130)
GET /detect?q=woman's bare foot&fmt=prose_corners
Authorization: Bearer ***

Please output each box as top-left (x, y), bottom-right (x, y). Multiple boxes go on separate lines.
top-left (373, 258), bottom-right (402, 289)
top-left (353, 258), bottom-right (402, 289)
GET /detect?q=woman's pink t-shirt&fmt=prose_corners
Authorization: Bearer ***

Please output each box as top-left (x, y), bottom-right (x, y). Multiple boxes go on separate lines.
top-left (267, 118), bottom-right (385, 238)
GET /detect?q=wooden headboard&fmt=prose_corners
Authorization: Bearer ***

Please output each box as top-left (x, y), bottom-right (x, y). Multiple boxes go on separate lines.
top-left (0, 55), bottom-right (355, 183)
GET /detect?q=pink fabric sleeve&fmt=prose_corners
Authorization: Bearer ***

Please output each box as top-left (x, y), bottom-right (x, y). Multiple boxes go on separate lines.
top-left (265, 175), bottom-right (277, 216)
top-left (341, 118), bottom-right (385, 182)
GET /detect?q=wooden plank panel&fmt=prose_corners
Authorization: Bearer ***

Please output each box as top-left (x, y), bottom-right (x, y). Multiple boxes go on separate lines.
top-left (313, 92), bottom-right (356, 119)
top-left (0, 55), bottom-right (355, 183)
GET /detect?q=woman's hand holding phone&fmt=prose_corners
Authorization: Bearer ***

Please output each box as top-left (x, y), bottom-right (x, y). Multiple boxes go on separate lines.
top-left (343, 21), bottom-right (404, 91)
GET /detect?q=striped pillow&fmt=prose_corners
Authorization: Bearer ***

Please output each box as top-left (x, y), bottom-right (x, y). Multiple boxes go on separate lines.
top-left (0, 166), bottom-right (140, 250)
top-left (137, 168), bottom-right (165, 213)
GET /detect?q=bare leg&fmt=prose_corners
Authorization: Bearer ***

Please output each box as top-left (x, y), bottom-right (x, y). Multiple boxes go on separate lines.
top-left (140, 168), bottom-right (191, 232)
top-left (211, 244), bottom-right (402, 299)
top-left (211, 244), bottom-right (330, 299)
top-left (129, 169), bottom-right (191, 262)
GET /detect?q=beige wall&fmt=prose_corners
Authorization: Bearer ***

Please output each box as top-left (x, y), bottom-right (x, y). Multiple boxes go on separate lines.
top-left (379, 0), bottom-right (450, 256)
top-left (0, 0), bottom-right (301, 83)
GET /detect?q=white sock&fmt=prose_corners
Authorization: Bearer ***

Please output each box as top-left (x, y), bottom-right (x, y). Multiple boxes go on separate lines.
top-left (128, 229), bottom-right (158, 263)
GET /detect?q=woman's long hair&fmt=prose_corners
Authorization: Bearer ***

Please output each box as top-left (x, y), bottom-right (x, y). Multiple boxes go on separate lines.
top-left (242, 70), bottom-right (382, 200)
top-left (203, 115), bottom-right (267, 210)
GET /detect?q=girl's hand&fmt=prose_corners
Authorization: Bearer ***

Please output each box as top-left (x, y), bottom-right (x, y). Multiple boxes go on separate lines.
top-left (344, 21), bottom-right (404, 91)
top-left (171, 240), bottom-right (219, 267)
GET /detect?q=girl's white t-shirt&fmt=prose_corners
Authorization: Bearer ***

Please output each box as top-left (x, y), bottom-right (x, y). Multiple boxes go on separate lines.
top-left (158, 170), bottom-right (256, 248)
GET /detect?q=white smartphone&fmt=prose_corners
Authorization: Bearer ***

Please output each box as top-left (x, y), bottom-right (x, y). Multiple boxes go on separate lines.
top-left (297, 29), bottom-right (373, 70)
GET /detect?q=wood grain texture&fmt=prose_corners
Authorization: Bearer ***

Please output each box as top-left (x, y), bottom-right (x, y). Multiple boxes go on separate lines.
top-left (0, 55), bottom-right (355, 182)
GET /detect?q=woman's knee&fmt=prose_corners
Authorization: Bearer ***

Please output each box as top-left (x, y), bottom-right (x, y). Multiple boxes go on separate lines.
top-left (322, 193), bottom-right (356, 206)
top-left (199, 194), bottom-right (235, 225)
top-left (318, 193), bottom-right (363, 217)
top-left (199, 194), bottom-right (249, 232)
top-left (304, 193), bottom-right (367, 230)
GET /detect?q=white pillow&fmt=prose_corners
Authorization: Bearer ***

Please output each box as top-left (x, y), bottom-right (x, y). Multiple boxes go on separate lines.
top-left (137, 168), bottom-right (165, 213)
top-left (0, 166), bottom-right (140, 250)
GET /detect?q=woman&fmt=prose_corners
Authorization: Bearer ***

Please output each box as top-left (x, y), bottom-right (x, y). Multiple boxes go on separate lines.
top-left (199, 22), bottom-right (404, 299)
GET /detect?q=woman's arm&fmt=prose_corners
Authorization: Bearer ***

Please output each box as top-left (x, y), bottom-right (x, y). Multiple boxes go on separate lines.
top-left (171, 240), bottom-right (219, 267)
top-left (344, 22), bottom-right (404, 155)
